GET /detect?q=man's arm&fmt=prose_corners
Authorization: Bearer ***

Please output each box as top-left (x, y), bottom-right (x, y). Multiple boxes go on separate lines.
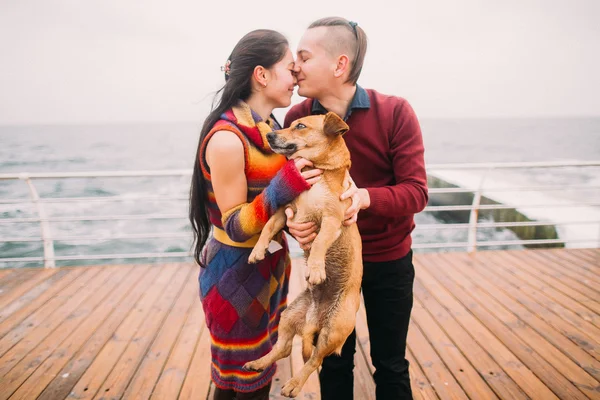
top-left (362, 99), bottom-right (429, 217)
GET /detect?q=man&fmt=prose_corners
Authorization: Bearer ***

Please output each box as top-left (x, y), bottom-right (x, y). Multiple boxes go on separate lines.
top-left (284, 17), bottom-right (428, 400)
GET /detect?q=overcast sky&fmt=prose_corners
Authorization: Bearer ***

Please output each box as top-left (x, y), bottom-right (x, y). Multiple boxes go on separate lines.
top-left (1, 0), bottom-right (598, 124)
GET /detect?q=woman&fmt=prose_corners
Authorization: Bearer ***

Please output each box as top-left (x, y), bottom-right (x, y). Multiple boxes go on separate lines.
top-left (189, 30), bottom-right (321, 399)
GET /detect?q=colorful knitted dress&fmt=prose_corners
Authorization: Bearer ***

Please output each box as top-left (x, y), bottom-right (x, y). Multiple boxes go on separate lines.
top-left (198, 101), bottom-right (310, 392)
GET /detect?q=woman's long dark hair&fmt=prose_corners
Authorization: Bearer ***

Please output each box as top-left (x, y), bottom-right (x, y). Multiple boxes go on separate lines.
top-left (189, 29), bottom-right (289, 266)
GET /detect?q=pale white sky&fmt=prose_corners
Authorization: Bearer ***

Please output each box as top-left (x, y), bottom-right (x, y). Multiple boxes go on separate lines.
top-left (1, 0), bottom-right (598, 124)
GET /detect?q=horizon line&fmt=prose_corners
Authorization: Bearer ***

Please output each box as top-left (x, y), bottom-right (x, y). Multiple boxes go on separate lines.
top-left (2, 114), bottom-right (600, 127)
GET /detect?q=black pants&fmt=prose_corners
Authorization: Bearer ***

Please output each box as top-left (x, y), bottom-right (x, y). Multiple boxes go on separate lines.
top-left (319, 250), bottom-right (415, 400)
top-left (213, 382), bottom-right (271, 400)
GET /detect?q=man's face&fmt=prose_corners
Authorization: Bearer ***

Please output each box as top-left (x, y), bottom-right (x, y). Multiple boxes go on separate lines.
top-left (294, 27), bottom-right (337, 99)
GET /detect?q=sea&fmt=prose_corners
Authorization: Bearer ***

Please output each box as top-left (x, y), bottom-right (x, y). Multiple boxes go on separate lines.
top-left (1, 117), bottom-right (599, 267)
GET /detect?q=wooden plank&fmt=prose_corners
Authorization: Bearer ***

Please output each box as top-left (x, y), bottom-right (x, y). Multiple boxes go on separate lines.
top-left (0, 267), bottom-right (72, 326)
top-left (411, 297), bottom-right (500, 399)
top-left (34, 264), bottom-right (164, 400)
top-left (542, 249), bottom-right (600, 284)
top-left (412, 277), bottom-right (528, 400)
top-left (207, 382), bottom-right (217, 398)
top-left (568, 249), bottom-right (600, 269)
top-left (0, 268), bottom-right (85, 337)
top-left (431, 253), bottom-right (600, 399)
top-left (0, 250), bottom-right (594, 399)
top-left (0, 265), bottom-right (135, 398)
top-left (449, 252), bottom-right (600, 383)
top-left (92, 265), bottom-right (192, 400)
top-left (406, 345), bottom-right (439, 400)
top-left (421, 254), bottom-right (591, 400)
top-left (0, 267), bottom-right (95, 343)
top-left (502, 250), bottom-right (600, 316)
top-left (145, 293), bottom-right (203, 400)
top-left (487, 251), bottom-right (600, 342)
top-left (0, 269), bottom-right (14, 281)
top-left (60, 264), bottom-right (181, 399)
top-left (4, 265), bottom-right (149, 400)
top-left (0, 268), bottom-right (39, 296)
top-left (516, 250), bottom-right (600, 308)
top-left (460, 252), bottom-right (600, 363)
top-left (177, 311), bottom-right (212, 400)
top-left (414, 257), bottom-right (560, 400)
top-left (564, 248), bottom-right (600, 276)
top-left (121, 266), bottom-right (198, 399)
top-left (0, 268), bottom-right (56, 312)
top-left (406, 320), bottom-right (469, 400)
top-left (0, 266), bottom-right (113, 374)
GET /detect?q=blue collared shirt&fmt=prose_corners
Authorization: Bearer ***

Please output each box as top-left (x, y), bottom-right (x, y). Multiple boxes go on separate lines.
top-left (311, 85), bottom-right (371, 120)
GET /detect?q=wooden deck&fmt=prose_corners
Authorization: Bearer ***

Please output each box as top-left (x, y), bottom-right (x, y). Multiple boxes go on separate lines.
top-left (0, 248), bottom-right (598, 399)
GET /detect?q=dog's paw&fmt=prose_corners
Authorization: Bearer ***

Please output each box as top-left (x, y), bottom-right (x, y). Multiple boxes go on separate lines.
top-left (281, 377), bottom-right (302, 398)
top-left (305, 260), bottom-right (326, 285)
top-left (243, 360), bottom-right (265, 372)
top-left (248, 247), bottom-right (267, 264)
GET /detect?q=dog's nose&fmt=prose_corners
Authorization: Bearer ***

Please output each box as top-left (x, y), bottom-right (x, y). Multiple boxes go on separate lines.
top-left (266, 132), bottom-right (277, 141)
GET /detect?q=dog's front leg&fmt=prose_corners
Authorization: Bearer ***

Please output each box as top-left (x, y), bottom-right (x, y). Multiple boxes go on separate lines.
top-left (248, 208), bottom-right (286, 264)
top-left (305, 215), bottom-right (342, 285)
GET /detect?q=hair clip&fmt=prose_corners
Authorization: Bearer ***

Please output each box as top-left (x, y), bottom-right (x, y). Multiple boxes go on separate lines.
top-left (348, 21), bottom-right (358, 37)
top-left (220, 59), bottom-right (231, 77)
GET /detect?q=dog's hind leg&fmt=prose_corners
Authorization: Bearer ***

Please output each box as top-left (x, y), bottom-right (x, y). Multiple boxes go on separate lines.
top-left (243, 290), bottom-right (310, 372)
top-left (301, 329), bottom-right (316, 363)
top-left (280, 326), bottom-right (347, 398)
top-left (248, 208), bottom-right (286, 264)
top-left (300, 300), bottom-right (320, 362)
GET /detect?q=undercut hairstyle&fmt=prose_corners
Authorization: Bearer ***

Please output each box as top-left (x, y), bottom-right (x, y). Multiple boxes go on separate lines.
top-left (309, 17), bottom-right (368, 85)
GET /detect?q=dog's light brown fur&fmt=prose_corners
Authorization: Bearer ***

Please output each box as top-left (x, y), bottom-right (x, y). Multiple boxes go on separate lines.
top-left (244, 112), bottom-right (363, 398)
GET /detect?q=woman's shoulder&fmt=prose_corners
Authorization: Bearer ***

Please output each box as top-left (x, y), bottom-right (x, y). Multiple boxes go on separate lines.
top-left (203, 117), bottom-right (248, 150)
top-left (206, 130), bottom-right (245, 154)
top-left (204, 130), bottom-right (246, 172)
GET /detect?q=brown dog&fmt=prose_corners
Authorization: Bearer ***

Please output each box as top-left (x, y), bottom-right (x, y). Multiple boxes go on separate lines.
top-left (244, 112), bottom-right (363, 397)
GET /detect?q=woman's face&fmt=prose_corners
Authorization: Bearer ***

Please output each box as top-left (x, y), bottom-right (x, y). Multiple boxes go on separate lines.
top-left (264, 48), bottom-right (297, 108)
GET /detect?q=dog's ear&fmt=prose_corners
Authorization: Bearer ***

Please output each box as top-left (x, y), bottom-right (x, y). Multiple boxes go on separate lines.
top-left (323, 112), bottom-right (349, 137)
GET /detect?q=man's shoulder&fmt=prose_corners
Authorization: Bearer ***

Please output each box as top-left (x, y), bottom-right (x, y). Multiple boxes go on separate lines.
top-left (364, 88), bottom-right (409, 108)
top-left (364, 88), bottom-right (419, 122)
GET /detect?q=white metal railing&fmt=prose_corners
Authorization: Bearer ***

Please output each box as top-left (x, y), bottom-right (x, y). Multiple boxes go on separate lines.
top-left (1, 161), bottom-right (599, 267)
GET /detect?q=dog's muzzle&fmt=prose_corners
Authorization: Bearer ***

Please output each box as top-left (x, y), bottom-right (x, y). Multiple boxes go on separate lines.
top-left (267, 132), bottom-right (297, 155)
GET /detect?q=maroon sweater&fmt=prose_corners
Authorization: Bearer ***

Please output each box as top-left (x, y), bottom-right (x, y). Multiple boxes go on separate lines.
top-left (284, 88), bottom-right (428, 262)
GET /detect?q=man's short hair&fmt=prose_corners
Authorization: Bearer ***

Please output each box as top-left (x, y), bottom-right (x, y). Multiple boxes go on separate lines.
top-left (309, 17), bottom-right (368, 85)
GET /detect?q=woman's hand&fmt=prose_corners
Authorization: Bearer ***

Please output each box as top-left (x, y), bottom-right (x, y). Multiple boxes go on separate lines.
top-left (293, 158), bottom-right (322, 186)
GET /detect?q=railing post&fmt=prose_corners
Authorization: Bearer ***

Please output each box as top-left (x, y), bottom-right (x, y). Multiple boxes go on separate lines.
top-left (467, 169), bottom-right (491, 253)
top-left (22, 175), bottom-right (56, 267)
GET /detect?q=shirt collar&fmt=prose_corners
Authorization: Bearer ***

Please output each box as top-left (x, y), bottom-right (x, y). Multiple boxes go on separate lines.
top-left (311, 85), bottom-right (371, 119)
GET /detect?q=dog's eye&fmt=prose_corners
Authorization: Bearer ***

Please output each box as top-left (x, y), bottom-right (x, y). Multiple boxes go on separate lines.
top-left (295, 123), bottom-right (306, 130)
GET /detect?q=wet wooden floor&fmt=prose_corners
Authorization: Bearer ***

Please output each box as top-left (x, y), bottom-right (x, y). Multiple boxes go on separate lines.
top-left (0, 248), bottom-right (598, 399)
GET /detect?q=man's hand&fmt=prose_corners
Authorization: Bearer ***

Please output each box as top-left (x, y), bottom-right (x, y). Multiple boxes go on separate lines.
top-left (340, 174), bottom-right (370, 226)
top-left (285, 208), bottom-right (317, 250)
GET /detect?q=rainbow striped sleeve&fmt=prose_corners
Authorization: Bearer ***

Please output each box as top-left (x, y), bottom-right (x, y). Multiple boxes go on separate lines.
top-left (221, 159), bottom-right (310, 242)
